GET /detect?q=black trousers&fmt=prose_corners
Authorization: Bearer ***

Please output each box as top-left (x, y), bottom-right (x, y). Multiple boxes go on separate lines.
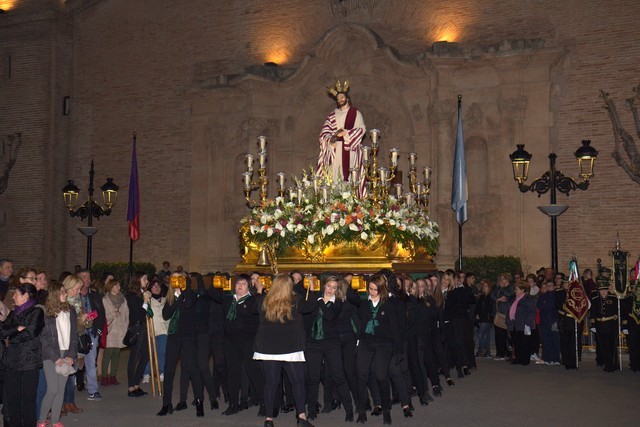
top-left (407, 335), bottom-right (424, 397)
top-left (356, 340), bottom-right (392, 414)
top-left (163, 334), bottom-right (203, 405)
top-left (305, 339), bottom-right (353, 414)
top-left (196, 333), bottom-right (217, 402)
top-left (432, 328), bottom-right (451, 380)
top-left (224, 338), bottom-right (264, 406)
top-left (4, 368), bottom-right (38, 427)
top-left (511, 330), bottom-right (531, 365)
top-left (209, 336), bottom-right (227, 399)
top-left (628, 322), bottom-right (640, 371)
top-left (559, 317), bottom-right (582, 368)
top-left (494, 325), bottom-right (509, 358)
top-left (262, 361), bottom-right (305, 419)
top-left (388, 351), bottom-right (411, 406)
top-left (445, 319), bottom-right (467, 371)
top-left (340, 333), bottom-right (359, 404)
top-left (127, 325), bottom-right (149, 387)
top-left (595, 328), bottom-right (618, 371)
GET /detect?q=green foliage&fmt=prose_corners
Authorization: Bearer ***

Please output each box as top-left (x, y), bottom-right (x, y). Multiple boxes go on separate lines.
top-left (91, 262), bottom-right (156, 284)
top-left (461, 256), bottom-right (522, 284)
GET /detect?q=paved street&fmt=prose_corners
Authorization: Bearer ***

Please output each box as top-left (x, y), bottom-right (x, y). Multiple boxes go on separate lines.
top-left (61, 350), bottom-right (639, 427)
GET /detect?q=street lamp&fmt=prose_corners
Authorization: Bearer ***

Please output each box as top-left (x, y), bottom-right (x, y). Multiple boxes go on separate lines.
top-left (509, 140), bottom-right (598, 272)
top-left (63, 160), bottom-right (119, 270)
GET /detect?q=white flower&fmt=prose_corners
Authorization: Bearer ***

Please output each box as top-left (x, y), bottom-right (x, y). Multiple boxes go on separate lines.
top-left (360, 232), bottom-right (368, 240)
top-left (273, 209), bottom-right (283, 219)
top-left (308, 234), bottom-right (315, 244)
top-left (286, 223), bottom-right (295, 232)
top-left (324, 225), bottom-right (335, 236)
top-left (280, 230), bottom-right (286, 237)
top-left (296, 223), bottom-right (304, 232)
top-left (349, 223), bottom-right (359, 232)
top-left (266, 228), bottom-right (274, 237)
top-left (341, 191), bottom-right (351, 199)
top-left (339, 218), bottom-right (346, 227)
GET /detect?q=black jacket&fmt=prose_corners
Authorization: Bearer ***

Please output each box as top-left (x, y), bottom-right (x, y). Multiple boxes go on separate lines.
top-left (163, 287), bottom-right (199, 339)
top-left (1, 304), bottom-right (45, 371)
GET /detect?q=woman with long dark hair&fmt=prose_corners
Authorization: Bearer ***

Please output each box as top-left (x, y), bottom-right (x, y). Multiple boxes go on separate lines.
top-left (125, 271), bottom-right (149, 397)
top-left (1, 283), bottom-right (45, 427)
top-left (253, 273), bottom-right (314, 427)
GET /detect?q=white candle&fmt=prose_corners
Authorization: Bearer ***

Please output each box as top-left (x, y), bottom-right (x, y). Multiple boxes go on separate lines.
top-left (242, 171), bottom-right (251, 188)
top-left (289, 187), bottom-right (296, 202)
top-left (313, 176), bottom-right (318, 194)
top-left (321, 185), bottom-right (329, 203)
top-left (258, 135), bottom-right (267, 151)
top-left (406, 192), bottom-right (415, 206)
top-left (363, 146), bottom-right (370, 163)
top-left (297, 187), bottom-right (303, 203)
top-left (390, 148), bottom-right (399, 167)
top-left (423, 166), bottom-right (431, 182)
top-left (379, 167), bottom-right (388, 182)
top-left (259, 151), bottom-right (266, 168)
top-left (409, 152), bottom-right (417, 167)
top-left (245, 153), bottom-right (254, 171)
top-left (350, 168), bottom-right (358, 184)
top-left (416, 183), bottom-right (423, 196)
top-left (394, 183), bottom-right (402, 198)
top-left (277, 172), bottom-right (285, 189)
top-left (370, 129), bottom-right (380, 147)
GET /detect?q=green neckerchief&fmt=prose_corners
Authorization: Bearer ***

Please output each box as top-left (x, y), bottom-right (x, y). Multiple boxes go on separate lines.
top-left (146, 303), bottom-right (154, 318)
top-left (167, 306), bottom-right (180, 335)
top-left (311, 301), bottom-right (332, 340)
top-left (364, 299), bottom-right (381, 335)
top-left (226, 294), bottom-right (251, 321)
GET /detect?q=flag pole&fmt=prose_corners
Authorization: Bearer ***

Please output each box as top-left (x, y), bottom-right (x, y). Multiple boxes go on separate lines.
top-left (452, 94), bottom-right (467, 270)
top-left (127, 132), bottom-right (140, 282)
top-left (458, 223), bottom-right (463, 270)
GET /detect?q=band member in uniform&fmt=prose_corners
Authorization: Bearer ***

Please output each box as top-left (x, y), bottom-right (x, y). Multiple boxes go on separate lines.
top-left (590, 276), bottom-right (620, 372)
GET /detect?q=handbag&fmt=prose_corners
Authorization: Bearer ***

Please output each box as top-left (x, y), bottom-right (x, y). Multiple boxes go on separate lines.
top-left (99, 320), bottom-right (109, 349)
top-left (493, 312), bottom-right (507, 330)
top-left (78, 333), bottom-right (93, 355)
top-left (123, 322), bottom-right (142, 347)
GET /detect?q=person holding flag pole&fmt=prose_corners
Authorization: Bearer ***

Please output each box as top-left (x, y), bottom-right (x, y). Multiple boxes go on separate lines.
top-left (610, 237), bottom-right (630, 371)
top-left (556, 258), bottom-right (589, 369)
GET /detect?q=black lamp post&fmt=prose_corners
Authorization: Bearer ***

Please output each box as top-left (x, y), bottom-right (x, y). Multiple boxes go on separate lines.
top-left (509, 140), bottom-right (598, 272)
top-left (62, 160), bottom-right (119, 271)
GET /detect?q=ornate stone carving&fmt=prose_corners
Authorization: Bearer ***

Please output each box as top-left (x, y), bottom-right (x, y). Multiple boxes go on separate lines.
top-left (602, 85), bottom-right (640, 184)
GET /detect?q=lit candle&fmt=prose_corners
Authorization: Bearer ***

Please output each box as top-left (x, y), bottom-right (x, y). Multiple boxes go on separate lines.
top-left (277, 172), bottom-right (285, 189)
top-left (259, 151), bottom-right (266, 168)
top-left (288, 187), bottom-right (296, 202)
top-left (312, 176), bottom-right (318, 194)
top-left (423, 166), bottom-right (431, 182)
top-left (245, 153), bottom-right (254, 171)
top-left (409, 152), bottom-right (417, 167)
top-left (242, 171), bottom-right (251, 188)
top-left (370, 129), bottom-right (380, 147)
top-left (416, 183), bottom-right (423, 196)
top-left (395, 183), bottom-right (402, 199)
top-left (389, 148), bottom-right (399, 167)
top-left (297, 187), bottom-right (303, 203)
top-left (363, 146), bottom-right (371, 163)
top-left (257, 135), bottom-right (267, 151)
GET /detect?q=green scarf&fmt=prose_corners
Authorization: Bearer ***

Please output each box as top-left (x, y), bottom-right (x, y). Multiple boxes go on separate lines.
top-left (365, 300), bottom-right (381, 335)
top-left (226, 294), bottom-right (250, 321)
top-left (311, 301), bottom-right (332, 340)
top-left (167, 306), bottom-right (180, 335)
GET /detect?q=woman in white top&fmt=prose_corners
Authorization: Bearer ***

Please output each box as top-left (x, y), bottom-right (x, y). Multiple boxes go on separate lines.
top-left (142, 278), bottom-right (169, 383)
top-left (37, 280), bottom-right (78, 427)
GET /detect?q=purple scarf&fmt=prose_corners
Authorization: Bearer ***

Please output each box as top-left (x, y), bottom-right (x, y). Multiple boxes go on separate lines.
top-left (509, 292), bottom-right (526, 321)
top-left (14, 298), bottom-right (36, 315)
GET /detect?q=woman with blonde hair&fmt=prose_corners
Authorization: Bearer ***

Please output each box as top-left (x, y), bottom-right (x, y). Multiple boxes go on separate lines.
top-left (102, 279), bottom-right (129, 385)
top-left (253, 273), bottom-right (315, 427)
top-left (37, 280), bottom-right (78, 427)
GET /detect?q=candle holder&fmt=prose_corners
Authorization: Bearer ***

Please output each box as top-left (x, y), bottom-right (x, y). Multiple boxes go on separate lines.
top-left (243, 136), bottom-right (270, 208)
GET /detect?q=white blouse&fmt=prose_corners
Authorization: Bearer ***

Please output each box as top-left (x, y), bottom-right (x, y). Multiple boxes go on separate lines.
top-left (56, 310), bottom-right (71, 351)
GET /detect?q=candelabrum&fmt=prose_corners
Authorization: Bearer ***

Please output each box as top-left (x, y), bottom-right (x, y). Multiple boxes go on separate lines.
top-left (243, 136), bottom-right (286, 208)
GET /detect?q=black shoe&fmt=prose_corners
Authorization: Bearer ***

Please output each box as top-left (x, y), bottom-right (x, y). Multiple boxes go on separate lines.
top-left (258, 403), bottom-right (266, 417)
top-left (321, 404), bottom-right (332, 414)
top-left (403, 406), bottom-right (413, 418)
top-left (264, 421), bottom-right (275, 427)
top-left (222, 404), bottom-right (239, 415)
top-left (239, 399), bottom-right (249, 411)
top-left (331, 399), bottom-right (342, 411)
top-left (419, 396), bottom-right (429, 406)
top-left (408, 402), bottom-right (414, 411)
top-left (383, 412), bottom-right (392, 425)
top-left (281, 403), bottom-right (294, 413)
top-left (307, 410), bottom-right (317, 420)
top-left (463, 367), bottom-right (471, 376)
top-left (195, 399), bottom-right (204, 417)
top-left (135, 388), bottom-right (148, 396)
top-left (157, 403), bottom-right (173, 416)
top-left (433, 385), bottom-right (443, 397)
top-left (371, 406), bottom-right (382, 416)
top-left (345, 411), bottom-right (354, 422)
top-left (211, 399), bottom-right (219, 410)
top-left (128, 390), bottom-right (140, 397)
top-left (356, 413), bottom-right (367, 424)
top-left (297, 418), bottom-right (315, 427)
top-left (175, 401), bottom-right (188, 411)
top-left (446, 378), bottom-right (455, 386)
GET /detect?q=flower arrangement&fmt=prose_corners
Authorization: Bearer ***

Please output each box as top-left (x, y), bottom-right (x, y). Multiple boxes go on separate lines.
top-left (241, 175), bottom-right (439, 257)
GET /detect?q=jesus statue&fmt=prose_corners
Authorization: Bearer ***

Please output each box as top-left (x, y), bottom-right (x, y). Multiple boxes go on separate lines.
top-left (317, 80), bottom-right (366, 195)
